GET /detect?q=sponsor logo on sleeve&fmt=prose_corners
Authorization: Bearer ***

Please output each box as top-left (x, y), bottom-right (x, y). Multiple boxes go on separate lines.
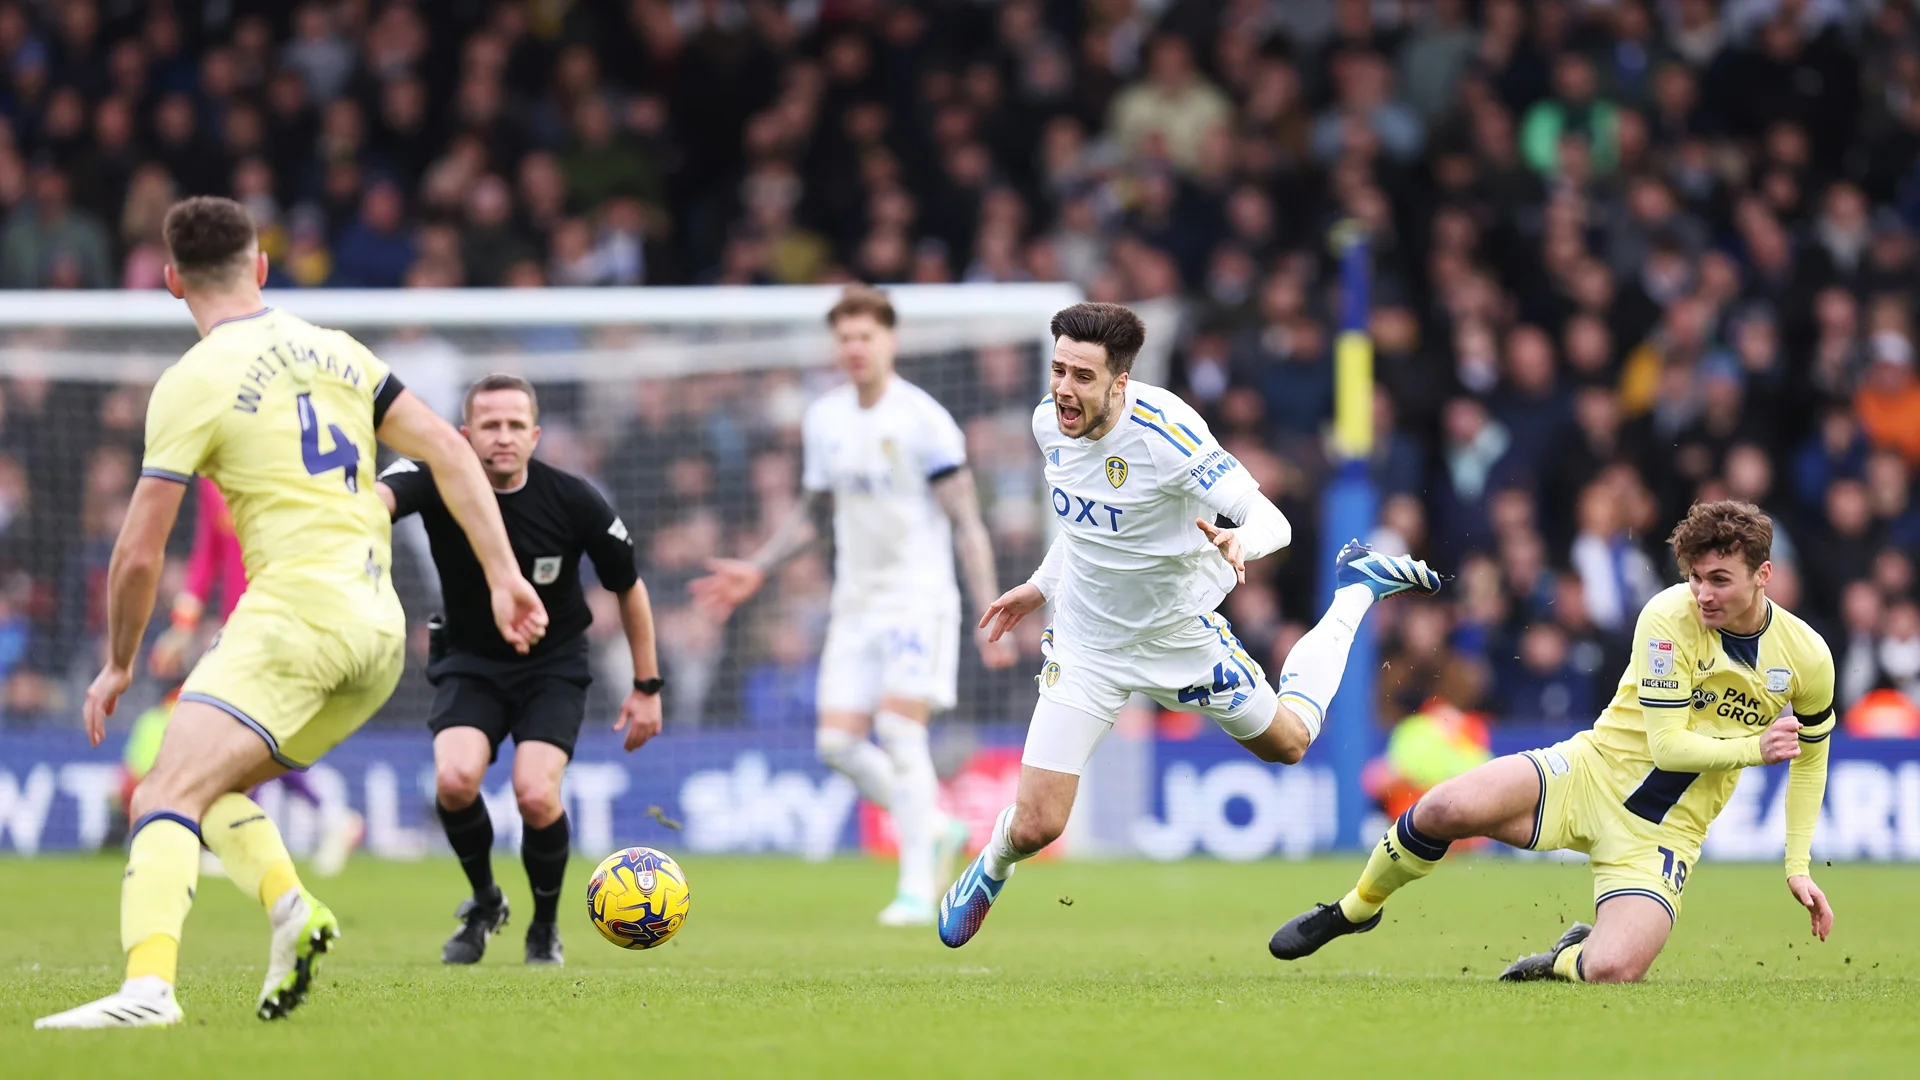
top-left (1641, 678), bottom-right (1681, 690)
top-left (1647, 638), bottom-right (1676, 677)
top-left (1186, 449), bottom-right (1239, 490)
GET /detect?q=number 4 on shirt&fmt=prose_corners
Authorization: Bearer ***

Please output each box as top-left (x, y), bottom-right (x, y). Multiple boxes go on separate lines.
top-left (297, 392), bottom-right (359, 492)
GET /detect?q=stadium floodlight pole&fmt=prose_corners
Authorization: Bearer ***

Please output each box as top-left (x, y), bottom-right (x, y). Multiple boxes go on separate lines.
top-left (1324, 220), bottom-right (1380, 850)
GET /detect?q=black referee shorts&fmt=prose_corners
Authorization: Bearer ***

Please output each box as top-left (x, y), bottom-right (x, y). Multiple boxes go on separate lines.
top-left (426, 639), bottom-right (593, 761)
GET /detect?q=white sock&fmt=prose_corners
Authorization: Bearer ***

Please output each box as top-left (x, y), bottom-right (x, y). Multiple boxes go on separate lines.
top-left (874, 711), bottom-right (938, 903)
top-left (816, 728), bottom-right (894, 809)
top-left (980, 805), bottom-right (1027, 881)
top-left (1275, 583), bottom-right (1376, 743)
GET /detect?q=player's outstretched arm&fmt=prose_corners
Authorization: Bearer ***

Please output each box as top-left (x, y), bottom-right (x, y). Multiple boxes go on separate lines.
top-left (932, 467), bottom-right (1016, 668)
top-left (690, 490), bottom-right (830, 619)
top-left (86, 477), bottom-right (189, 746)
top-left (614, 579), bottom-right (664, 752)
top-left (376, 389), bottom-right (548, 652)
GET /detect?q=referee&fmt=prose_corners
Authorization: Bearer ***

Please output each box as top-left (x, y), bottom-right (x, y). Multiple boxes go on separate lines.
top-left (376, 374), bottom-right (663, 967)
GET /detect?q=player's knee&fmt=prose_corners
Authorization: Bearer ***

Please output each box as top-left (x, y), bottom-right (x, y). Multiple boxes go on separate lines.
top-left (515, 784), bottom-right (562, 828)
top-left (1410, 791), bottom-right (1472, 840)
top-left (435, 760), bottom-right (484, 809)
top-left (1578, 952), bottom-right (1652, 984)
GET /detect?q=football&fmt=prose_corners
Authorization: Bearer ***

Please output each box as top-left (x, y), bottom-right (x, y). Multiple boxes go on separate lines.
top-left (585, 847), bottom-right (691, 950)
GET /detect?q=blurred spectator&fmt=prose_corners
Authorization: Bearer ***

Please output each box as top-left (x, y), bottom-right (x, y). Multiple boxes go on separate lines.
top-left (1835, 580), bottom-right (1886, 709)
top-left (1432, 397), bottom-right (1520, 560)
top-left (1107, 35), bottom-right (1231, 172)
top-left (1522, 53), bottom-right (1620, 176)
top-left (2, 164), bottom-right (111, 288)
top-left (117, 164), bottom-right (175, 289)
top-left (1379, 605), bottom-right (1487, 719)
top-left (1569, 481), bottom-right (1661, 633)
top-left (742, 618), bottom-right (818, 732)
top-left (281, 3), bottom-right (356, 105)
top-left (331, 181), bottom-right (415, 288)
top-left (1498, 623), bottom-right (1594, 725)
top-left (1856, 330), bottom-right (1920, 466)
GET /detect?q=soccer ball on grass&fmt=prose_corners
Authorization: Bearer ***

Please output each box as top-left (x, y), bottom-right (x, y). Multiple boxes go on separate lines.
top-left (586, 847), bottom-right (690, 949)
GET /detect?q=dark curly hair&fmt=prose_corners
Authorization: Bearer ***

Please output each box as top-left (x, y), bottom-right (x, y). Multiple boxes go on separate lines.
top-left (1667, 500), bottom-right (1774, 573)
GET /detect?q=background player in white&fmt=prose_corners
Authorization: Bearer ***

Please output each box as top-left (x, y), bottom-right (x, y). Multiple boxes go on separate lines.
top-left (692, 285), bottom-right (1016, 925)
top-left (938, 302), bottom-right (1443, 947)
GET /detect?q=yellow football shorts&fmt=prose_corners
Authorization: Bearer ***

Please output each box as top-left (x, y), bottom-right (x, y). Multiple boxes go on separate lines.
top-left (1521, 731), bottom-right (1702, 924)
top-left (179, 592), bottom-right (405, 769)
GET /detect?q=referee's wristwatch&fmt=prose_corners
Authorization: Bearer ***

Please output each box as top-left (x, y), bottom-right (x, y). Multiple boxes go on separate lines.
top-left (633, 676), bottom-right (665, 696)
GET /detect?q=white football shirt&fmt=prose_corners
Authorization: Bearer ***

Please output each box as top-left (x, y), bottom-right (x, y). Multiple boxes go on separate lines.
top-left (1032, 379), bottom-right (1262, 649)
top-left (801, 377), bottom-right (965, 615)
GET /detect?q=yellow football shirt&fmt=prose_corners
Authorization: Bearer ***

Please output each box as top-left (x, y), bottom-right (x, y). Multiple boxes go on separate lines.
top-left (141, 307), bottom-right (404, 632)
top-left (1587, 583), bottom-right (1835, 872)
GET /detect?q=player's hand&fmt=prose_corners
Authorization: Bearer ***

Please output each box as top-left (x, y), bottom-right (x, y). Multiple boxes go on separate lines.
top-left (1196, 518), bottom-right (1246, 584)
top-left (979, 583), bottom-right (1045, 643)
top-left (976, 626), bottom-right (1018, 669)
top-left (1760, 715), bottom-right (1802, 764)
top-left (689, 558), bottom-right (765, 619)
top-left (492, 576), bottom-right (549, 655)
top-left (83, 663), bottom-right (133, 748)
top-left (1787, 874), bottom-right (1834, 941)
top-left (148, 626), bottom-right (193, 678)
top-left (615, 688), bottom-right (663, 752)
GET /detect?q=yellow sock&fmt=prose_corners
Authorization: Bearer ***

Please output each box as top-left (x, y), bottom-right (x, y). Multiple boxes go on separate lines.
top-left (121, 813), bottom-right (203, 985)
top-left (202, 793), bottom-right (302, 908)
top-left (1553, 942), bottom-right (1587, 982)
top-left (126, 935), bottom-right (179, 983)
top-left (1338, 807), bottom-right (1451, 923)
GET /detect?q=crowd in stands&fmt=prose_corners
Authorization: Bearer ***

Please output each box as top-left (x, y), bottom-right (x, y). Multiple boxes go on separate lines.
top-left (6, 0), bottom-right (1920, 737)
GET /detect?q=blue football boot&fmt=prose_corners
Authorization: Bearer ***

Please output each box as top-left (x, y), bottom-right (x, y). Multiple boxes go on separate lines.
top-left (938, 852), bottom-right (1010, 948)
top-left (1333, 539), bottom-right (1444, 599)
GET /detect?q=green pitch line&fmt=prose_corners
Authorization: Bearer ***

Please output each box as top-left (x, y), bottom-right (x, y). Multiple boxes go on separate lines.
top-left (1, 856), bottom-right (1913, 1078)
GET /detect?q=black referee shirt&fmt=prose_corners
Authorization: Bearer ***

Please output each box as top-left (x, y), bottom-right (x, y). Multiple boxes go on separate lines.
top-left (381, 456), bottom-right (639, 663)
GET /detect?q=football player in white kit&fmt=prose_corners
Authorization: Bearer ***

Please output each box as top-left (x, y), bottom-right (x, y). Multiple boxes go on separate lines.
top-left (937, 302), bottom-right (1444, 947)
top-left (693, 285), bottom-right (1016, 925)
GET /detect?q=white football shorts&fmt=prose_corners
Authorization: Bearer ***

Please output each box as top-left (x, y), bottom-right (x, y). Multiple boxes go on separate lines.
top-left (1024, 613), bottom-right (1278, 774)
top-left (816, 601), bottom-right (961, 713)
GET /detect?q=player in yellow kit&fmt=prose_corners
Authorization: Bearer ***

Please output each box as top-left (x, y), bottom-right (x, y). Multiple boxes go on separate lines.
top-left (36, 197), bottom-right (548, 1030)
top-left (1269, 500), bottom-right (1837, 982)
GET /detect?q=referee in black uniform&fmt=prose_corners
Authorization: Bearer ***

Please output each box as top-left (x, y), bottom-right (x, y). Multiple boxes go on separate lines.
top-left (376, 374), bottom-right (663, 966)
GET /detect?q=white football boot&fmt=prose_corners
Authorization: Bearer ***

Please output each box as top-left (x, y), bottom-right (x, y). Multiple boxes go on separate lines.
top-left (35, 975), bottom-right (183, 1030)
top-left (877, 894), bottom-right (937, 926)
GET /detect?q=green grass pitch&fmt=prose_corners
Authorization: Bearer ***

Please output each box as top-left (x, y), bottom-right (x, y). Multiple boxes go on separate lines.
top-left (2, 854), bottom-right (1914, 1077)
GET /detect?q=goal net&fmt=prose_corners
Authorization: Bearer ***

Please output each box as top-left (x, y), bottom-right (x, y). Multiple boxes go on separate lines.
top-left (0, 284), bottom-right (1078, 728)
top-left (0, 284), bottom-right (1096, 858)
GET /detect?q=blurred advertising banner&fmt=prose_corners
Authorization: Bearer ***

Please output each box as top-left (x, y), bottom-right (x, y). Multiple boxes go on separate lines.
top-left (3, 725), bottom-right (1917, 862)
